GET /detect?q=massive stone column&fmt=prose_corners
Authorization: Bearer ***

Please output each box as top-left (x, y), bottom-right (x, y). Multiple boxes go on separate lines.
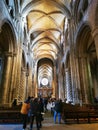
top-left (1, 52), bottom-right (13, 105)
top-left (52, 65), bottom-right (57, 98)
top-left (64, 68), bottom-right (67, 100)
top-left (34, 62), bottom-right (38, 97)
top-left (28, 68), bottom-right (33, 97)
top-left (92, 27), bottom-right (98, 59)
top-left (65, 68), bottom-right (72, 103)
top-left (79, 56), bottom-right (91, 104)
top-left (75, 57), bottom-right (82, 105)
top-left (19, 68), bottom-right (26, 102)
top-left (8, 53), bottom-right (17, 104)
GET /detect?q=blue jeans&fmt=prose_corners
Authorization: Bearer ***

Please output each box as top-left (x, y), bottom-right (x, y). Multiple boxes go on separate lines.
top-left (54, 111), bottom-right (61, 124)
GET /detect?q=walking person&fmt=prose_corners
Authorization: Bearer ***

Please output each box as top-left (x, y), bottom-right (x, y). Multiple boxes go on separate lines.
top-left (51, 98), bottom-right (55, 116)
top-left (29, 98), bottom-right (40, 130)
top-left (53, 98), bottom-right (63, 124)
top-left (38, 97), bottom-right (44, 128)
top-left (43, 97), bottom-right (48, 112)
top-left (20, 96), bottom-right (31, 130)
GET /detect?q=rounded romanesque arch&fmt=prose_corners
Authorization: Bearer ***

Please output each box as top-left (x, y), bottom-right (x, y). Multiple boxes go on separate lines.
top-left (0, 21), bottom-right (18, 106)
top-left (33, 57), bottom-right (56, 98)
top-left (75, 24), bottom-right (97, 104)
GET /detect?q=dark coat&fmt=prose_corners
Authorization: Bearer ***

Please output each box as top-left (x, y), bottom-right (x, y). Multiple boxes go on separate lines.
top-left (30, 99), bottom-right (40, 115)
top-left (54, 100), bottom-right (63, 113)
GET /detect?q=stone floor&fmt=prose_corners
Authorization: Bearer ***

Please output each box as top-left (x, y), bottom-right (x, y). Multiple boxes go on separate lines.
top-left (0, 111), bottom-right (98, 130)
top-left (0, 122), bottom-right (98, 130)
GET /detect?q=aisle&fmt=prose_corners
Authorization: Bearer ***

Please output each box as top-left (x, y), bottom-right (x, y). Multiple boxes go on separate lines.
top-left (0, 111), bottom-right (98, 130)
top-left (37, 111), bottom-right (98, 130)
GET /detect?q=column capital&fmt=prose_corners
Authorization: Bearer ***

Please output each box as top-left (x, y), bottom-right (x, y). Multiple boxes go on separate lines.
top-left (4, 52), bottom-right (17, 57)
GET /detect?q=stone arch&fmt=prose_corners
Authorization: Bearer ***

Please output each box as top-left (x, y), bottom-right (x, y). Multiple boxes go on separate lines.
top-left (75, 24), bottom-right (97, 104)
top-left (1, 20), bottom-right (17, 52)
top-left (95, 3), bottom-right (98, 26)
top-left (33, 57), bottom-right (57, 98)
top-left (0, 21), bottom-right (17, 106)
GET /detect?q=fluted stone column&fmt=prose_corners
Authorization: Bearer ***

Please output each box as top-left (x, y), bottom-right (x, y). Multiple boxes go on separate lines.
top-left (92, 27), bottom-right (98, 100)
top-left (79, 57), bottom-right (90, 104)
top-left (34, 62), bottom-right (38, 97)
top-left (1, 53), bottom-right (13, 104)
top-left (15, 46), bottom-right (22, 104)
top-left (28, 68), bottom-right (33, 97)
top-left (65, 68), bottom-right (72, 103)
top-left (52, 65), bottom-right (57, 98)
top-left (8, 53), bottom-right (17, 103)
top-left (92, 27), bottom-right (98, 59)
top-left (75, 58), bottom-right (82, 105)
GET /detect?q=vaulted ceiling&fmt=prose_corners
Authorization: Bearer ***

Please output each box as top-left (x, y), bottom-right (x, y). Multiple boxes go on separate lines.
top-left (21, 0), bottom-right (71, 87)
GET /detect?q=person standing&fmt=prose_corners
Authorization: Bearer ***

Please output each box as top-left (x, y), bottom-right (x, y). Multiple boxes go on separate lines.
top-left (38, 97), bottom-right (44, 128)
top-left (20, 96), bottom-right (31, 130)
top-left (43, 97), bottom-right (48, 112)
top-left (29, 98), bottom-right (40, 130)
top-left (53, 99), bottom-right (63, 124)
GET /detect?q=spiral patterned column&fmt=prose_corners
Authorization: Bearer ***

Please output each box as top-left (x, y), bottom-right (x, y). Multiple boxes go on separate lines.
top-left (65, 68), bottom-right (72, 103)
top-left (64, 69), bottom-right (67, 100)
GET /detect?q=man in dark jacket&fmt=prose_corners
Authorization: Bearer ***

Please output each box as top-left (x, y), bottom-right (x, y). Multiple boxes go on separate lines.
top-left (38, 98), bottom-right (44, 128)
top-left (53, 99), bottom-right (63, 124)
top-left (29, 98), bottom-right (40, 130)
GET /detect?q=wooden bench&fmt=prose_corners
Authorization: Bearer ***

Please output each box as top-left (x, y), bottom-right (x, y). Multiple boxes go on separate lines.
top-left (0, 105), bottom-right (22, 124)
top-left (62, 103), bottom-right (98, 124)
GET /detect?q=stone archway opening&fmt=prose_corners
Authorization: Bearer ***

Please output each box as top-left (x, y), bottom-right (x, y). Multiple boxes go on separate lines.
top-left (76, 25), bottom-right (98, 104)
top-left (0, 22), bottom-right (16, 106)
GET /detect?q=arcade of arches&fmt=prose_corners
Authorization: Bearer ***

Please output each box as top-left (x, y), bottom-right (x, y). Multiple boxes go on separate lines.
top-left (0, 0), bottom-right (98, 107)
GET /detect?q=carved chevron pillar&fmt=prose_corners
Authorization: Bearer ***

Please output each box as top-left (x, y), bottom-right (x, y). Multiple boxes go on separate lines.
top-left (64, 69), bottom-right (67, 100)
top-left (19, 68), bottom-right (26, 102)
top-left (65, 68), bottom-right (72, 103)
top-left (16, 46), bottom-right (22, 103)
top-left (28, 68), bottom-right (33, 97)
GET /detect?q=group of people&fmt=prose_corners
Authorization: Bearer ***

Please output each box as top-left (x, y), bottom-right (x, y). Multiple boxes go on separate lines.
top-left (20, 96), bottom-right (44, 130)
top-left (46, 98), bottom-right (63, 124)
top-left (20, 96), bottom-right (63, 130)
